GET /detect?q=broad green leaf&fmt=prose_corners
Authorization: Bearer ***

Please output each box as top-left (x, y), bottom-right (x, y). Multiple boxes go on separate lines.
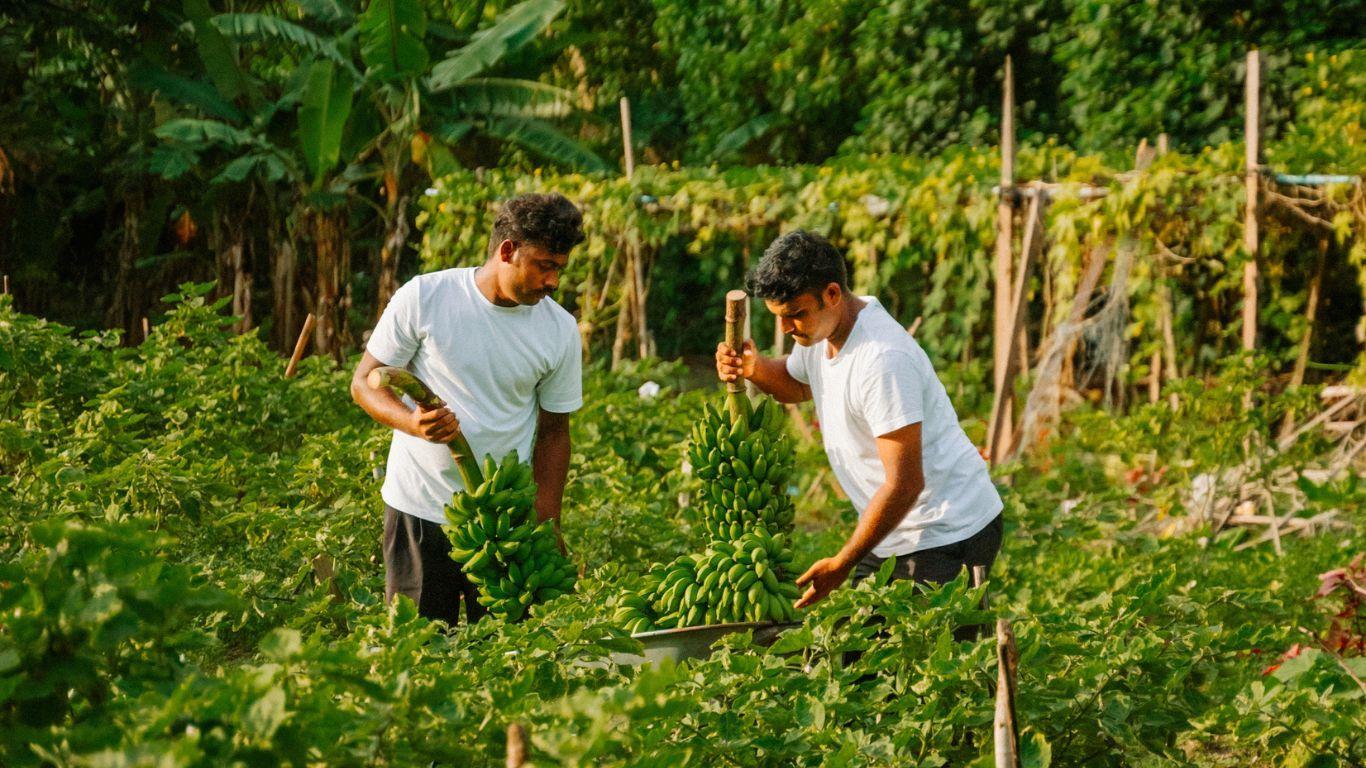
top-left (359, 0), bottom-right (429, 81)
top-left (130, 62), bottom-right (244, 122)
top-left (245, 686), bottom-right (288, 739)
top-left (1020, 729), bottom-right (1053, 768)
top-left (710, 112), bottom-right (777, 162)
top-left (211, 13), bottom-right (359, 78)
top-left (298, 61), bottom-right (355, 184)
top-left (155, 118), bottom-right (258, 148)
top-left (1272, 647), bottom-right (1320, 684)
top-left (478, 115), bottom-right (608, 172)
top-left (427, 0), bottom-right (564, 91)
top-left (765, 626), bottom-right (812, 655)
top-left (183, 0), bottom-right (250, 102)
top-left (448, 78), bottom-right (578, 119)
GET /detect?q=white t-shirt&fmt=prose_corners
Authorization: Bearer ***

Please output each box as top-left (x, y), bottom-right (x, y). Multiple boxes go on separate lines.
top-left (367, 267), bottom-right (583, 524)
top-left (786, 297), bottom-right (1002, 557)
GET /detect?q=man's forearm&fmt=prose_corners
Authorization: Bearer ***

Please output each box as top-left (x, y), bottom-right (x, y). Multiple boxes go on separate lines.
top-left (532, 428), bottom-right (571, 523)
top-left (747, 354), bottom-right (809, 403)
top-left (832, 482), bottom-right (923, 568)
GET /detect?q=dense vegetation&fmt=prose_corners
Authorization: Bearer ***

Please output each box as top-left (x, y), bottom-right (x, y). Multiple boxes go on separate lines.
top-left (1, 288), bottom-right (1362, 765)
top-left (2, 0), bottom-right (1361, 350)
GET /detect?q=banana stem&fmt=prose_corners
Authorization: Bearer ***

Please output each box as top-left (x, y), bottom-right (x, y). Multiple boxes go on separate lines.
top-left (724, 289), bottom-right (751, 423)
top-left (367, 366), bottom-right (484, 489)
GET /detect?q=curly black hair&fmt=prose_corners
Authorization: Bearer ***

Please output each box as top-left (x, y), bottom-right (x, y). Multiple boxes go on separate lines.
top-left (744, 230), bottom-right (848, 303)
top-left (489, 193), bottom-right (585, 256)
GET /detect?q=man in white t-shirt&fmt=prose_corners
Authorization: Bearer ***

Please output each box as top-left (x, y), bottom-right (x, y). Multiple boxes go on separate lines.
top-left (716, 230), bottom-right (1003, 612)
top-left (351, 193), bottom-right (585, 625)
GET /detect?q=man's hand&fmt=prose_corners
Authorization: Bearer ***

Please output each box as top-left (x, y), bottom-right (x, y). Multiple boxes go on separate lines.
top-left (716, 340), bottom-right (757, 383)
top-left (793, 555), bottom-right (856, 610)
top-left (409, 400), bottom-right (461, 443)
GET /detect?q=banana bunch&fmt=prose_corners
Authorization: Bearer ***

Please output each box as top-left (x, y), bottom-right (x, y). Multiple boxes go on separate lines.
top-left (445, 451), bottom-right (575, 621)
top-left (615, 526), bottom-right (801, 632)
top-left (686, 398), bottom-right (796, 540)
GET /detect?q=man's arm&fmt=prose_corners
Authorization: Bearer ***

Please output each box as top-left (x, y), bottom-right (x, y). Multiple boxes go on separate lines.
top-left (715, 340), bottom-right (811, 403)
top-left (794, 422), bottom-right (925, 609)
top-left (350, 351), bottom-right (461, 443)
top-left (532, 408), bottom-right (571, 526)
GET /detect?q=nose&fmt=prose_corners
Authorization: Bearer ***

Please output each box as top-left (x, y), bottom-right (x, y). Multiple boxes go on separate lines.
top-left (781, 317), bottom-right (796, 335)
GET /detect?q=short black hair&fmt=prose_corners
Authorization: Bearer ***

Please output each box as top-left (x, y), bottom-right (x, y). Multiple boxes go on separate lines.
top-left (490, 193), bottom-right (585, 256)
top-left (744, 230), bottom-right (848, 303)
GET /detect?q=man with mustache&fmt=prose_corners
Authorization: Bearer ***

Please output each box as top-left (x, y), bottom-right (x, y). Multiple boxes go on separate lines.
top-left (352, 193), bottom-right (585, 625)
top-left (716, 230), bottom-right (1003, 611)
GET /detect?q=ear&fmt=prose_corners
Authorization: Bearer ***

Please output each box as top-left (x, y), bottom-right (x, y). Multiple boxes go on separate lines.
top-left (497, 239), bottom-right (517, 263)
top-left (824, 282), bottom-right (842, 306)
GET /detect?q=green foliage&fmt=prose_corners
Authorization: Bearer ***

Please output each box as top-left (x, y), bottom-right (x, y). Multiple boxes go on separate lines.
top-left (419, 143), bottom-right (1365, 387)
top-left (1, 289), bottom-right (1362, 765)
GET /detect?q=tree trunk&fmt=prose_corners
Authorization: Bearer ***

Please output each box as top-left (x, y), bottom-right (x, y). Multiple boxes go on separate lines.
top-left (106, 187), bottom-right (144, 343)
top-left (308, 206), bottom-right (351, 359)
top-left (376, 191), bottom-right (410, 318)
top-left (213, 210), bottom-right (251, 332)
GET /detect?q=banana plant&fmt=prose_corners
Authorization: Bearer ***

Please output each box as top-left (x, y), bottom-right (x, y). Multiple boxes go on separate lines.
top-left (145, 0), bottom-right (607, 354)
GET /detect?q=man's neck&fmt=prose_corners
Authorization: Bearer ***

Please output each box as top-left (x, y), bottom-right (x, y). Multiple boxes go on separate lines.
top-left (826, 292), bottom-right (867, 355)
top-left (474, 263), bottom-right (518, 307)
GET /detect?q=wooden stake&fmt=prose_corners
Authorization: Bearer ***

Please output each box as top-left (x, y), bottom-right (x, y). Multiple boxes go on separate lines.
top-left (993, 56), bottom-right (1017, 460)
top-left (631, 241), bottom-right (650, 360)
top-left (724, 290), bottom-right (749, 421)
top-left (988, 192), bottom-right (1041, 464)
top-left (994, 619), bottom-right (1020, 768)
top-left (284, 313), bottom-right (316, 378)
top-left (1243, 50), bottom-right (1260, 352)
top-left (907, 315), bottom-right (923, 336)
top-left (1148, 350), bottom-right (1162, 403)
top-left (310, 553), bottom-right (345, 604)
top-left (141, 317), bottom-right (150, 342)
top-left (1280, 236), bottom-right (1328, 437)
top-left (620, 97), bottom-right (635, 180)
top-left (1157, 132), bottom-right (1169, 154)
top-left (1284, 247), bottom-right (1328, 377)
top-left (2, 274), bottom-right (8, 295)
top-left (506, 723), bottom-right (528, 768)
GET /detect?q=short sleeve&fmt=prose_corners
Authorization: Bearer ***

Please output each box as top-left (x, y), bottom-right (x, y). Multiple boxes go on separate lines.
top-left (537, 318), bottom-right (583, 413)
top-left (367, 278), bottom-right (423, 367)
top-left (859, 350), bottom-right (925, 437)
top-left (785, 346), bottom-right (810, 385)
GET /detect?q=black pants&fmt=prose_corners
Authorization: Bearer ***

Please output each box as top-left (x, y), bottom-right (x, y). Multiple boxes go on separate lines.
top-left (383, 504), bottom-right (487, 625)
top-left (849, 513), bottom-right (1004, 644)
top-left (850, 513), bottom-right (1004, 588)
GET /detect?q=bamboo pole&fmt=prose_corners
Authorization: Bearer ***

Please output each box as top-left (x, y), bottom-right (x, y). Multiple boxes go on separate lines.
top-left (1243, 50), bottom-right (1260, 352)
top-left (620, 97), bottom-right (635, 180)
top-left (1287, 237), bottom-right (1327, 389)
top-left (992, 56), bottom-right (1017, 461)
top-left (994, 619), bottom-right (1020, 768)
top-left (284, 313), bottom-right (316, 378)
top-left (724, 290), bottom-right (750, 422)
top-left (633, 240), bottom-right (650, 359)
top-left (988, 192), bottom-right (1041, 464)
top-left (506, 723), bottom-right (528, 768)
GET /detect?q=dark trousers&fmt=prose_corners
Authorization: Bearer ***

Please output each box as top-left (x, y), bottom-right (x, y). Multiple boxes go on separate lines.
top-left (383, 504), bottom-right (487, 625)
top-left (848, 514), bottom-right (1004, 645)
top-left (850, 513), bottom-right (1004, 589)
